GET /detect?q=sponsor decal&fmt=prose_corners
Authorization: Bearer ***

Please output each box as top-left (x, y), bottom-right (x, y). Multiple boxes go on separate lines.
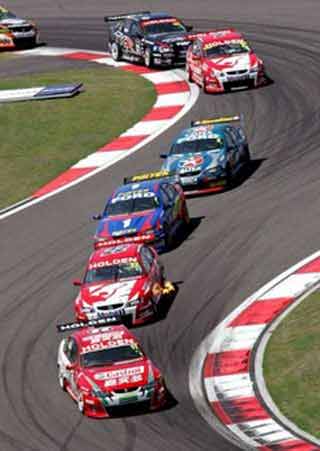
top-left (88, 256), bottom-right (138, 270)
top-left (130, 170), bottom-right (170, 182)
top-left (203, 39), bottom-right (249, 51)
top-left (180, 155), bottom-right (204, 169)
top-left (95, 234), bottom-right (154, 249)
top-left (141, 18), bottom-right (181, 26)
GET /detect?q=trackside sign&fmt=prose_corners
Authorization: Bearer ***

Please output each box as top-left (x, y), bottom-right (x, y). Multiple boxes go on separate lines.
top-left (0, 83), bottom-right (83, 103)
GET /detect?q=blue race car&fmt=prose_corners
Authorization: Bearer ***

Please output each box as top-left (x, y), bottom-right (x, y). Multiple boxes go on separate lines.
top-left (93, 171), bottom-right (190, 253)
top-left (160, 115), bottom-right (251, 195)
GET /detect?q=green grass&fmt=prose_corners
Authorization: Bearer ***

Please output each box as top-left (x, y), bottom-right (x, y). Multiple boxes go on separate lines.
top-left (0, 66), bottom-right (156, 209)
top-left (264, 291), bottom-right (320, 438)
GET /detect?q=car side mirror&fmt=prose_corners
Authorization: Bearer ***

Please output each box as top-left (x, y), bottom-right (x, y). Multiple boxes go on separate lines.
top-left (186, 25), bottom-right (193, 32)
top-left (73, 279), bottom-right (82, 287)
top-left (92, 213), bottom-right (102, 220)
top-left (160, 153), bottom-right (168, 159)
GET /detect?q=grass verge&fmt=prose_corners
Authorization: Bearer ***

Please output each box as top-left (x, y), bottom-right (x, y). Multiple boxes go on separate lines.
top-left (264, 290), bottom-right (320, 438)
top-left (0, 66), bottom-right (156, 209)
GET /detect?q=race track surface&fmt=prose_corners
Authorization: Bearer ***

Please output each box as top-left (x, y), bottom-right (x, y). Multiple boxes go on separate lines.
top-left (1, 1), bottom-right (320, 450)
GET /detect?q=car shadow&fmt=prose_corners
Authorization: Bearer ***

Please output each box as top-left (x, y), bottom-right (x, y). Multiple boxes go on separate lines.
top-left (170, 215), bottom-right (205, 251)
top-left (185, 159), bottom-right (265, 198)
top-left (106, 390), bottom-right (178, 420)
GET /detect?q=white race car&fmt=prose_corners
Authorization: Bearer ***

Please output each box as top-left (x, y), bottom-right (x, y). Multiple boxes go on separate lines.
top-left (0, 6), bottom-right (39, 48)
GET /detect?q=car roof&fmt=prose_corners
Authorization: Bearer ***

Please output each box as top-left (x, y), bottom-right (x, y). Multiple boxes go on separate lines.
top-left (138, 12), bottom-right (177, 22)
top-left (74, 325), bottom-right (137, 352)
top-left (88, 243), bottom-right (141, 266)
top-left (198, 29), bottom-right (243, 44)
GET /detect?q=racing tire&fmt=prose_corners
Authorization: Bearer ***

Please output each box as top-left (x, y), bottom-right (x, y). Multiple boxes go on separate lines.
top-left (58, 368), bottom-right (66, 391)
top-left (144, 48), bottom-right (154, 68)
top-left (243, 145), bottom-right (251, 163)
top-left (186, 64), bottom-right (194, 83)
top-left (78, 394), bottom-right (85, 414)
top-left (226, 164), bottom-right (234, 189)
top-left (111, 42), bottom-right (122, 61)
top-left (202, 78), bottom-right (209, 94)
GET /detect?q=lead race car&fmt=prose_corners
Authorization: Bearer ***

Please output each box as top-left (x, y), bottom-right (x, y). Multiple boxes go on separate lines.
top-left (105, 11), bottom-right (193, 67)
top-left (57, 324), bottom-right (168, 418)
top-left (186, 29), bottom-right (266, 93)
top-left (160, 116), bottom-right (251, 195)
top-left (93, 171), bottom-right (190, 252)
top-left (0, 6), bottom-right (39, 48)
top-left (73, 243), bottom-right (175, 326)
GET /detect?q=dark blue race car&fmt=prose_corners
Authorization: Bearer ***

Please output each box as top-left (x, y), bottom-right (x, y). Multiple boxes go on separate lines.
top-left (160, 116), bottom-right (251, 195)
top-left (93, 171), bottom-right (190, 253)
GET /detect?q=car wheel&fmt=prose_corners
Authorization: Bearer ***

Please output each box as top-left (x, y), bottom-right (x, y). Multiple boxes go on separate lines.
top-left (186, 64), bottom-right (194, 83)
top-left (111, 42), bottom-right (122, 61)
top-left (226, 164), bottom-right (234, 188)
top-left (182, 202), bottom-right (190, 227)
top-left (203, 77), bottom-right (209, 94)
top-left (58, 368), bottom-right (66, 391)
top-left (243, 145), bottom-right (251, 163)
top-left (144, 48), bottom-right (153, 68)
top-left (78, 394), bottom-right (85, 414)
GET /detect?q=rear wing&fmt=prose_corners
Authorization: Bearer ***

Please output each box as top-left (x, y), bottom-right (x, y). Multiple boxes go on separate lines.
top-left (123, 170), bottom-right (180, 185)
top-left (57, 315), bottom-right (122, 333)
top-left (104, 11), bottom-right (150, 22)
top-left (191, 114), bottom-right (245, 129)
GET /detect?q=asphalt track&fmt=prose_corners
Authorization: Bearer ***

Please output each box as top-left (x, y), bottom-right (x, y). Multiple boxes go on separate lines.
top-left (1, 1), bottom-right (320, 450)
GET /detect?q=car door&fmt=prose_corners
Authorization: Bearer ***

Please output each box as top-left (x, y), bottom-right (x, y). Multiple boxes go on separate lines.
top-left (121, 19), bottom-right (135, 55)
top-left (189, 40), bottom-right (203, 83)
top-left (225, 129), bottom-right (239, 172)
top-left (129, 21), bottom-right (144, 57)
top-left (63, 337), bottom-right (79, 396)
top-left (160, 184), bottom-right (174, 232)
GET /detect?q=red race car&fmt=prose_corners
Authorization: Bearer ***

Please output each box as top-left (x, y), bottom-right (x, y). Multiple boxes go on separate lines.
top-left (57, 324), bottom-right (168, 418)
top-left (73, 243), bottom-right (175, 326)
top-left (186, 29), bottom-right (266, 93)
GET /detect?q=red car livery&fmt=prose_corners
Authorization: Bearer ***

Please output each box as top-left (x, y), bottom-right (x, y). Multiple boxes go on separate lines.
top-left (73, 243), bottom-right (174, 326)
top-left (186, 29), bottom-right (266, 93)
top-left (57, 325), bottom-right (167, 418)
top-left (0, 25), bottom-right (14, 49)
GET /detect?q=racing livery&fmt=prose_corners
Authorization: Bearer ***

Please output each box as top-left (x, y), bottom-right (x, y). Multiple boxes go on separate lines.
top-left (73, 243), bottom-right (175, 326)
top-left (57, 325), bottom-right (168, 418)
top-left (161, 116), bottom-right (251, 194)
top-left (186, 29), bottom-right (266, 93)
top-left (0, 6), bottom-right (39, 48)
top-left (105, 11), bottom-right (193, 67)
top-left (0, 24), bottom-right (14, 49)
top-left (93, 171), bottom-right (190, 252)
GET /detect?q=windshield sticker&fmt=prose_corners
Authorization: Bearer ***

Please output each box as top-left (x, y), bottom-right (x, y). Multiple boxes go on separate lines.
top-left (178, 128), bottom-right (222, 143)
top-left (141, 18), bottom-right (180, 26)
top-left (88, 257), bottom-right (138, 270)
top-left (111, 189), bottom-right (155, 202)
top-left (204, 39), bottom-right (249, 51)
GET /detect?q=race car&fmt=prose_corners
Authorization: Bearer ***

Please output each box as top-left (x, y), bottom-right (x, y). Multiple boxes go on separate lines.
top-left (160, 116), bottom-right (250, 195)
top-left (0, 6), bottom-right (39, 48)
top-left (105, 11), bottom-right (193, 67)
top-left (0, 24), bottom-right (14, 49)
top-left (57, 324), bottom-right (168, 418)
top-left (186, 29), bottom-right (266, 93)
top-left (73, 242), bottom-right (175, 326)
top-left (93, 171), bottom-right (190, 252)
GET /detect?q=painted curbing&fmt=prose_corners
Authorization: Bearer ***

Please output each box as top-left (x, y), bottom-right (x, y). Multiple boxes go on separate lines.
top-left (0, 47), bottom-right (199, 220)
top-left (190, 250), bottom-right (320, 450)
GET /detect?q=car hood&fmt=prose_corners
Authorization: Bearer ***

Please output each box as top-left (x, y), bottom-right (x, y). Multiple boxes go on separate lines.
top-left (146, 31), bottom-right (191, 45)
top-left (96, 210), bottom-right (160, 239)
top-left (163, 151), bottom-right (223, 173)
top-left (206, 52), bottom-right (258, 71)
top-left (83, 358), bottom-right (153, 391)
top-left (80, 278), bottom-right (144, 306)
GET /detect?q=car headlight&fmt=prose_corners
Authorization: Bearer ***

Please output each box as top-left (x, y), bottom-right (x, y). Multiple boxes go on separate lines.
top-left (81, 300), bottom-right (94, 313)
top-left (129, 298), bottom-right (141, 306)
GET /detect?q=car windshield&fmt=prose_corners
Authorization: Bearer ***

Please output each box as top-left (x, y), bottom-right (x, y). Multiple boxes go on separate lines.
top-left (204, 40), bottom-right (250, 57)
top-left (171, 138), bottom-right (223, 155)
top-left (81, 345), bottom-right (144, 367)
top-left (84, 260), bottom-right (143, 283)
top-left (141, 18), bottom-right (186, 34)
top-left (105, 195), bottom-right (159, 216)
top-left (0, 10), bottom-right (16, 20)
